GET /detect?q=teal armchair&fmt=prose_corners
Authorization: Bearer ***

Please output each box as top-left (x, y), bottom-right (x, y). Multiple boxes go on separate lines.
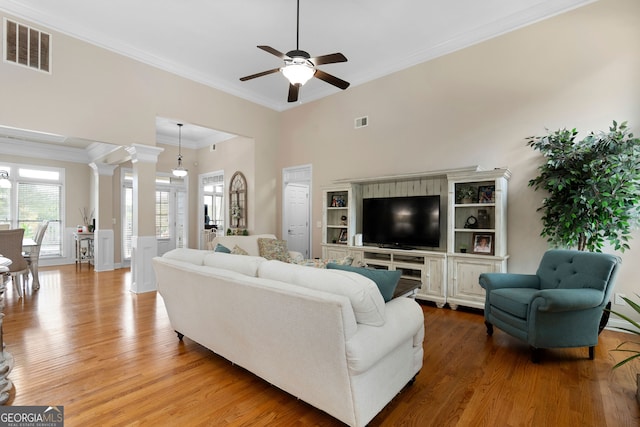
top-left (479, 249), bottom-right (621, 363)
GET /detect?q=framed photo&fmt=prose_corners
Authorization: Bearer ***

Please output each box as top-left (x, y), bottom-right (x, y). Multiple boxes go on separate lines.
top-left (472, 233), bottom-right (494, 255)
top-left (330, 195), bottom-right (346, 207)
top-left (478, 185), bottom-right (495, 204)
top-left (338, 228), bottom-right (348, 243)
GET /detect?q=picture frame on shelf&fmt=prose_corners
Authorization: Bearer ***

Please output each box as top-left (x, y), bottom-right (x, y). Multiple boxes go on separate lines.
top-left (331, 195), bottom-right (346, 207)
top-left (472, 233), bottom-right (494, 255)
top-left (478, 185), bottom-right (495, 203)
top-left (338, 228), bottom-right (348, 243)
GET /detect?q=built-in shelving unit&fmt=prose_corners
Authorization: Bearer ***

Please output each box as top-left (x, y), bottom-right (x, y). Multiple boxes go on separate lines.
top-left (446, 169), bottom-right (510, 309)
top-left (321, 185), bottom-right (360, 258)
top-left (320, 167), bottom-right (510, 310)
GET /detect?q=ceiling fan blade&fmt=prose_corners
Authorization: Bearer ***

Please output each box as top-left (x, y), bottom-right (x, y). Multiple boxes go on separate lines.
top-left (314, 69), bottom-right (350, 90)
top-left (258, 45), bottom-right (289, 59)
top-left (239, 68), bottom-right (281, 81)
top-left (310, 53), bottom-right (347, 66)
top-left (288, 84), bottom-right (300, 102)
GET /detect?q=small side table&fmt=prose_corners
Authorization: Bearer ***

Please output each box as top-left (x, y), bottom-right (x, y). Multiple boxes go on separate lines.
top-left (73, 232), bottom-right (94, 269)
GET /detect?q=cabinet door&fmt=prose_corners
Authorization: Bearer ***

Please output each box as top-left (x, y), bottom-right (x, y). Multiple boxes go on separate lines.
top-left (449, 257), bottom-right (502, 309)
top-left (323, 246), bottom-right (350, 260)
top-left (416, 256), bottom-right (446, 307)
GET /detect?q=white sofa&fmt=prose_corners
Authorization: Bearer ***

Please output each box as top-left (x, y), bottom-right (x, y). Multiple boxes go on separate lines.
top-left (152, 249), bottom-right (424, 427)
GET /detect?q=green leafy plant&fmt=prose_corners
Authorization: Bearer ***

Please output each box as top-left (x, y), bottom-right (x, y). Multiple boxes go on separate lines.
top-left (457, 186), bottom-right (476, 203)
top-left (527, 120), bottom-right (640, 252)
top-left (606, 294), bottom-right (640, 369)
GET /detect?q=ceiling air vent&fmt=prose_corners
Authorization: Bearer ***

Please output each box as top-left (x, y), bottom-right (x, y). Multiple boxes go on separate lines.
top-left (4, 18), bottom-right (52, 73)
top-left (354, 116), bottom-right (368, 129)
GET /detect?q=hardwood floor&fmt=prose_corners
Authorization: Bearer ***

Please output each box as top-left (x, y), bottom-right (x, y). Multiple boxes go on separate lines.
top-left (3, 265), bottom-right (639, 426)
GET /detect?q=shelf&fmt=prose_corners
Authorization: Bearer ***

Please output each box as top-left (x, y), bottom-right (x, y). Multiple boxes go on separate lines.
top-left (453, 228), bottom-right (495, 233)
top-left (454, 203), bottom-right (496, 208)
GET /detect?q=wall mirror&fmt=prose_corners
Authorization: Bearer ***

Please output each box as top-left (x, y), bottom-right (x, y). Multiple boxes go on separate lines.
top-left (229, 171), bottom-right (247, 229)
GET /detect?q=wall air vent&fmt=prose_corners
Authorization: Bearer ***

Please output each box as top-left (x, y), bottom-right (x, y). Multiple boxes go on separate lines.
top-left (354, 116), bottom-right (368, 129)
top-left (4, 18), bottom-right (51, 73)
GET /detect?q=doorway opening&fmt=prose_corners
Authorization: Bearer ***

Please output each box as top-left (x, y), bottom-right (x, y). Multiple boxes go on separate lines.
top-left (282, 165), bottom-right (312, 259)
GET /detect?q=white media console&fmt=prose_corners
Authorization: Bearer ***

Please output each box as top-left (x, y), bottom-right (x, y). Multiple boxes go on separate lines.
top-left (321, 167), bottom-right (510, 310)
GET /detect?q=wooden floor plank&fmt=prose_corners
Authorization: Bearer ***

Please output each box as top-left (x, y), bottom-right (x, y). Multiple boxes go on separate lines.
top-left (2, 265), bottom-right (639, 426)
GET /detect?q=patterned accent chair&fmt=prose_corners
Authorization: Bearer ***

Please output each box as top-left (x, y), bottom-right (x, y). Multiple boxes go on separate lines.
top-left (479, 249), bottom-right (621, 363)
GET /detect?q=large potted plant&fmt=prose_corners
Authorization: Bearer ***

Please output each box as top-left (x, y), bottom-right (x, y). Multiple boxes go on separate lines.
top-left (526, 120), bottom-right (640, 252)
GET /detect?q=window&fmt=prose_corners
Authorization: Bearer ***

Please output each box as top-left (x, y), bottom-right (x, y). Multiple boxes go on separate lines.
top-left (0, 163), bottom-right (64, 257)
top-left (4, 18), bottom-right (51, 73)
top-left (203, 173), bottom-right (224, 231)
top-left (121, 170), bottom-right (187, 260)
top-left (156, 190), bottom-right (170, 238)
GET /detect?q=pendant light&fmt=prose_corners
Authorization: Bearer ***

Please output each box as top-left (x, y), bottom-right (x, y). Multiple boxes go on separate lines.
top-left (171, 123), bottom-right (188, 177)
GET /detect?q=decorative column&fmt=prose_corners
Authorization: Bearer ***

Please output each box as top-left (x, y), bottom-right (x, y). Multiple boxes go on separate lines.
top-left (89, 162), bottom-right (118, 272)
top-left (125, 144), bottom-right (164, 293)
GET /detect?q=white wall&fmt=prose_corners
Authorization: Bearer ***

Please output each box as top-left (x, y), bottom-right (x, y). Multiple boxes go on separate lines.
top-left (278, 0), bottom-right (640, 318)
top-left (0, 9), bottom-right (280, 256)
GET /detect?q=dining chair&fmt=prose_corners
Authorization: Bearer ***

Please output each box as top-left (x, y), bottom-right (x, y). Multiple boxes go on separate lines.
top-left (0, 224), bottom-right (10, 230)
top-left (23, 220), bottom-right (49, 287)
top-left (0, 228), bottom-right (29, 298)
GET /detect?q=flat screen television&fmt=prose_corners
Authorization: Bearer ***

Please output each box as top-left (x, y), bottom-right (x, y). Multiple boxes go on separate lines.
top-left (362, 195), bottom-right (440, 249)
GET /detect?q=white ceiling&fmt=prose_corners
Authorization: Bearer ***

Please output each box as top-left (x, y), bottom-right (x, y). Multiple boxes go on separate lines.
top-left (0, 0), bottom-right (594, 113)
top-left (1, 0), bottom-right (595, 158)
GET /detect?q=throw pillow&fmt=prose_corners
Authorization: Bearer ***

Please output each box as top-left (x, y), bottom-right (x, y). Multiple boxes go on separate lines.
top-left (257, 238), bottom-right (291, 262)
top-left (327, 263), bottom-right (402, 302)
top-left (231, 245), bottom-right (249, 255)
top-left (214, 243), bottom-right (231, 253)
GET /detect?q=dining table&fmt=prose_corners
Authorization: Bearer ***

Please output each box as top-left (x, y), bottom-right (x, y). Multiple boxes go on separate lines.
top-left (22, 238), bottom-right (41, 291)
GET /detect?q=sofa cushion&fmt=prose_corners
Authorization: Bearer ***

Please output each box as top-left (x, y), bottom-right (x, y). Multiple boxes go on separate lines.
top-left (258, 260), bottom-right (386, 326)
top-left (203, 252), bottom-right (266, 277)
top-left (257, 238), bottom-right (291, 262)
top-left (214, 243), bottom-right (231, 253)
top-left (327, 264), bottom-right (401, 302)
top-left (489, 288), bottom-right (539, 320)
top-left (162, 248), bottom-right (211, 265)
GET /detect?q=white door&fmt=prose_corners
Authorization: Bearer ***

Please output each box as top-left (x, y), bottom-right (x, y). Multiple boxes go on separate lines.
top-left (284, 183), bottom-right (310, 258)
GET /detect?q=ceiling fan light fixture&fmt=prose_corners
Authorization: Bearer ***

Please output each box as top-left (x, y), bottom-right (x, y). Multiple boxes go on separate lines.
top-left (171, 123), bottom-right (188, 178)
top-left (281, 61), bottom-right (315, 86)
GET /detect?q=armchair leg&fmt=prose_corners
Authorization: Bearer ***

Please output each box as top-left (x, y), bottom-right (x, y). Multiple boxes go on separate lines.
top-left (531, 347), bottom-right (541, 364)
top-left (485, 321), bottom-right (494, 336)
top-left (589, 346), bottom-right (595, 360)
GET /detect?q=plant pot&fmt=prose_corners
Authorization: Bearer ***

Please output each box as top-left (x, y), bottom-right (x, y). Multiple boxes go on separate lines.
top-left (637, 373), bottom-right (640, 405)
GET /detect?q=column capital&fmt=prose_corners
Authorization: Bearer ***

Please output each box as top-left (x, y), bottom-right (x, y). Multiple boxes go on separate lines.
top-left (125, 144), bottom-right (164, 163)
top-left (89, 162), bottom-right (118, 176)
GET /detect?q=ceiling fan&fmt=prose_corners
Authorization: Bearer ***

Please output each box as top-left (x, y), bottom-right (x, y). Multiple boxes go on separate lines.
top-left (239, 0), bottom-right (350, 103)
